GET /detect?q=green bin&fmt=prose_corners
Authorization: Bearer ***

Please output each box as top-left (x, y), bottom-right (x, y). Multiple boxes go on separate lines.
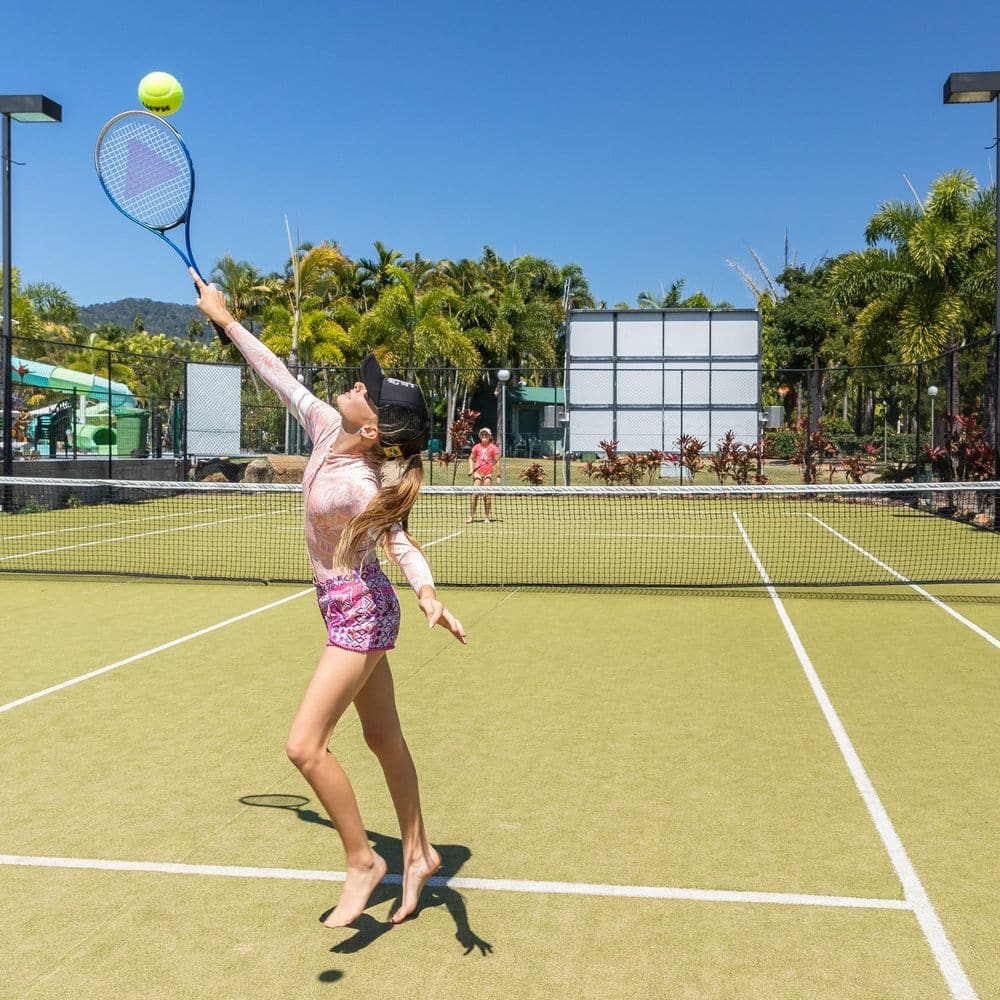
top-left (115, 408), bottom-right (150, 456)
top-left (75, 423), bottom-right (117, 454)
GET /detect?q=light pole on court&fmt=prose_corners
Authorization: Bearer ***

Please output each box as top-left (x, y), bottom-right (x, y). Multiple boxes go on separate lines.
top-left (944, 73), bottom-right (1000, 516)
top-left (928, 384), bottom-right (938, 454)
top-left (1, 95), bottom-right (61, 479)
top-left (497, 368), bottom-right (510, 484)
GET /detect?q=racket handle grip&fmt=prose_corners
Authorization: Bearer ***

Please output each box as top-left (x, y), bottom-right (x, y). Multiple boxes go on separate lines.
top-left (192, 280), bottom-right (232, 345)
top-left (211, 320), bottom-right (232, 346)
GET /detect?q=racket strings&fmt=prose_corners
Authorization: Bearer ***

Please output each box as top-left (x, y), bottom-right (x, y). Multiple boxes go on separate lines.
top-left (97, 117), bottom-right (192, 229)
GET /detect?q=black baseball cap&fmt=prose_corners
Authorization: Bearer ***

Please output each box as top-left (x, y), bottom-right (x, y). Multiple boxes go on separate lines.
top-left (360, 354), bottom-right (430, 458)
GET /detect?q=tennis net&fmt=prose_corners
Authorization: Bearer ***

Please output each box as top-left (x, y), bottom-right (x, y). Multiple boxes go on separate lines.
top-left (1, 476), bottom-right (998, 589)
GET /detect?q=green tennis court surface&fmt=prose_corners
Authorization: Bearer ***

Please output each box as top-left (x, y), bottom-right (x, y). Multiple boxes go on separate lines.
top-left (3, 569), bottom-right (999, 998)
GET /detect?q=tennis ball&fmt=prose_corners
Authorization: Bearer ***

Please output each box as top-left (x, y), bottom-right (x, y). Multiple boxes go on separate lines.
top-left (138, 72), bottom-right (184, 116)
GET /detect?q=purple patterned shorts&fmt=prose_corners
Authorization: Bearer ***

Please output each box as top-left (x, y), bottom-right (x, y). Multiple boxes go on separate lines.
top-left (315, 564), bottom-right (400, 652)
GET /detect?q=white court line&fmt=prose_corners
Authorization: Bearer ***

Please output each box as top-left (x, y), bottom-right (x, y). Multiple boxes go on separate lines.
top-left (733, 513), bottom-right (978, 1000)
top-left (0, 589), bottom-right (314, 714)
top-left (0, 502), bottom-right (262, 542)
top-left (0, 854), bottom-right (910, 910)
top-left (808, 514), bottom-right (1000, 651)
top-left (0, 527), bottom-right (464, 716)
top-left (0, 510), bottom-right (287, 564)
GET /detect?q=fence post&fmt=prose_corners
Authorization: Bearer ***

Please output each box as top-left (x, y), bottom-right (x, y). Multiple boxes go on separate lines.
top-left (106, 348), bottom-right (113, 479)
top-left (915, 362), bottom-right (923, 478)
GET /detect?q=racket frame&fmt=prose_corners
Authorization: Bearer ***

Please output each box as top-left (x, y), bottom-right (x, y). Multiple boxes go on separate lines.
top-left (94, 110), bottom-right (229, 343)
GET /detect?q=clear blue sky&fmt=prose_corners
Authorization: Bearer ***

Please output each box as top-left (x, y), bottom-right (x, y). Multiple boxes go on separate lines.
top-left (3, 0), bottom-right (999, 310)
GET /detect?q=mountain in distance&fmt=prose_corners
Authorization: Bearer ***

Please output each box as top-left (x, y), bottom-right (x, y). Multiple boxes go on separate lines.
top-left (78, 298), bottom-right (210, 341)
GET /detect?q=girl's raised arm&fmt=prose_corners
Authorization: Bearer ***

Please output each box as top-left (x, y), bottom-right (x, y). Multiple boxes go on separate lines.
top-left (192, 270), bottom-right (337, 437)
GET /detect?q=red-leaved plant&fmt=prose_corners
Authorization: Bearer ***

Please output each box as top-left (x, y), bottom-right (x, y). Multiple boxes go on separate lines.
top-left (518, 462), bottom-right (547, 485)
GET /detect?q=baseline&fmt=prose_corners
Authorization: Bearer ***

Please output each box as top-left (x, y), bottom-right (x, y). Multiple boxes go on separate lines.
top-left (733, 512), bottom-right (978, 1000)
top-left (0, 854), bottom-right (910, 911)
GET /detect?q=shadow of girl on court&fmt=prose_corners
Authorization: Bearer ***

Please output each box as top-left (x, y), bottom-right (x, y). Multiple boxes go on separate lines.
top-left (240, 794), bottom-right (492, 957)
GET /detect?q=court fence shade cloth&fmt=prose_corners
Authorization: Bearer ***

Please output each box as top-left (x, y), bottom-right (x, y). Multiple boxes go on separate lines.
top-left (1, 477), bottom-right (998, 589)
top-left (6, 331), bottom-right (998, 485)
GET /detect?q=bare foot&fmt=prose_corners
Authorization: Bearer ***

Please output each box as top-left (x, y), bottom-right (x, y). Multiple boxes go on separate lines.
top-left (322, 854), bottom-right (388, 928)
top-left (392, 847), bottom-right (441, 924)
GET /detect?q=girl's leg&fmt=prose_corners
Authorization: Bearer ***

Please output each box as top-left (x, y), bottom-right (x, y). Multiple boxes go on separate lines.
top-left (468, 478), bottom-right (480, 522)
top-left (482, 476), bottom-right (492, 521)
top-left (286, 645), bottom-right (387, 927)
top-left (354, 654), bottom-right (441, 922)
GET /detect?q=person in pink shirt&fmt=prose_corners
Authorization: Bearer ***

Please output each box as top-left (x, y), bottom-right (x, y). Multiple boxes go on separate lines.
top-left (466, 428), bottom-right (500, 523)
top-left (193, 273), bottom-right (466, 929)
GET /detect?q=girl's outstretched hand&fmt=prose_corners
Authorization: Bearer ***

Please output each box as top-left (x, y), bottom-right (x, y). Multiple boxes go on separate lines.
top-left (190, 268), bottom-right (236, 329)
top-left (418, 596), bottom-right (467, 644)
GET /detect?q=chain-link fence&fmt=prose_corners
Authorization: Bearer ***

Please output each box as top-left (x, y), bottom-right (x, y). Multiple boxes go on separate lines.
top-left (4, 334), bottom-right (998, 486)
top-left (765, 335), bottom-right (997, 484)
top-left (3, 334), bottom-right (185, 469)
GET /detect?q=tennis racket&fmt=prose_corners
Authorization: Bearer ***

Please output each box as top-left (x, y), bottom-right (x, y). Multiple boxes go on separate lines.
top-left (94, 110), bottom-right (230, 344)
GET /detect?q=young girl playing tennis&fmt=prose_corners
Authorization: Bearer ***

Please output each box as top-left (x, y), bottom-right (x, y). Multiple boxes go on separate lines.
top-left (466, 427), bottom-right (500, 522)
top-left (193, 272), bottom-right (467, 928)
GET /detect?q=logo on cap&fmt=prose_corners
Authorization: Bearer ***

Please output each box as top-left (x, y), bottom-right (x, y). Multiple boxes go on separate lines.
top-left (382, 444), bottom-right (404, 458)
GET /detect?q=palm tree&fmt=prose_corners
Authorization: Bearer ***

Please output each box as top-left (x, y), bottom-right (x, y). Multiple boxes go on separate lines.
top-left (211, 256), bottom-right (266, 332)
top-left (637, 280), bottom-right (686, 309)
top-left (255, 229), bottom-right (348, 372)
top-left (358, 240), bottom-right (403, 305)
top-left (829, 170), bottom-right (995, 445)
top-left (356, 264), bottom-right (478, 375)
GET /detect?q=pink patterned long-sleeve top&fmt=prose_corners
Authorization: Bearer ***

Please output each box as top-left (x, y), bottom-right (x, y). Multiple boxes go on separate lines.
top-left (224, 320), bottom-right (435, 593)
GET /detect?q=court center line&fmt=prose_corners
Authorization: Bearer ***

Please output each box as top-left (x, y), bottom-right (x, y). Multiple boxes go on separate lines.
top-left (807, 514), bottom-right (1000, 651)
top-left (733, 512), bottom-right (978, 1000)
top-left (0, 854), bottom-right (911, 911)
top-left (0, 528), bottom-right (463, 716)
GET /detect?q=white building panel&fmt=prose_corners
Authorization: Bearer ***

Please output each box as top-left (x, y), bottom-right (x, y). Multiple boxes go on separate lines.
top-left (568, 364), bottom-right (613, 405)
top-left (569, 409), bottom-right (613, 453)
top-left (569, 313), bottom-right (614, 356)
top-left (616, 363), bottom-right (663, 405)
top-left (711, 363), bottom-right (759, 406)
top-left (665, 313), bottom-right (711, 356)
top-left (615, 314), bottom-right (662, 356)
top-left (711, 316), bottom-right (758, 356)
top-left (616, 410), bottom-right (666, 452)
top-left (709, 410), bottom-right (759, 447)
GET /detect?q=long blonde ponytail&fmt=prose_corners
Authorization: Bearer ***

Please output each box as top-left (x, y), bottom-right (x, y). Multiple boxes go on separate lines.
top-left (333, 453), bottom-right (425, 569)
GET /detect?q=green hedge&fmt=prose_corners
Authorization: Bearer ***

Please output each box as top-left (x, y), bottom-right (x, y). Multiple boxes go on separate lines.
top-left (763, 429), bottom-right (915, 462)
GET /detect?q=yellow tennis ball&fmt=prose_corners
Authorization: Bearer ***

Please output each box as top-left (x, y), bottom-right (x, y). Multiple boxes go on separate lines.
top-left (138, 72), bottom-right (184, 116)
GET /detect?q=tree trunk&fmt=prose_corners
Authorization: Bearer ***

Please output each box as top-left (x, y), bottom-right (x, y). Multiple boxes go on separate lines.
top-left (803, 359), bottom-right (824, 483)
top-left (445, 376), bottom-right (457, 455)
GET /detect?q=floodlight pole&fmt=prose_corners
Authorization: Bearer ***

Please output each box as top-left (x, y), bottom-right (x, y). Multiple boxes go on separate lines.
top-left (943, 73), bottom-right (1000, 507)
top-left (2, 113), bottom-right (12, 478)
top-left (1, 95), bottom-right (62, 480)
